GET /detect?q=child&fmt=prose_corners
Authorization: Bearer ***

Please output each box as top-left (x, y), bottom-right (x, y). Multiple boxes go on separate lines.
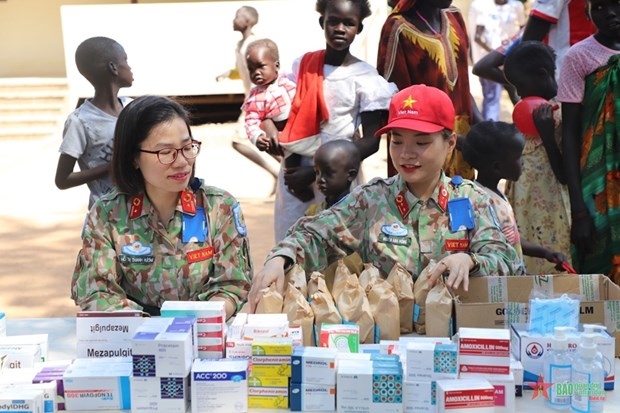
top-left (460, 121), bottom-right (568, 274)
top-left (241, 38), bottom-right (300, 191)
top-left (503, 40), bottom-right (572, 274)
top-left (557, 0), bottom-right (620, 280)
top-left (55, 36), bottom-right (133, 209)
top-left (306, 140), bottom-right (361, 215)
top-left (272, 0), bottom-right (397, 242)
top-left (215, 5), bottom-right (280, 191)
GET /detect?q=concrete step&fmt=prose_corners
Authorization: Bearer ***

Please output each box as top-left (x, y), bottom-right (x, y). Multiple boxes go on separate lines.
top-left (0, 78), bottom-right (68, 140)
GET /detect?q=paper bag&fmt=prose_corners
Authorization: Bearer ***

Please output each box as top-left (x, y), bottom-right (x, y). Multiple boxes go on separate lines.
top-left (307, 271), bottom-right (326, 298)
top-left (331, 259), bottom-right (354, 301)
top-left (359, 263), bottom-right (381, 292)
top-left (367, 277), bottom-right (400, 341)
top-left (336, 271), bottom-right (375, 344)
top-left (412, 260), bottom-right (436, 334)
top-left (323, 252), bottom-right (363, 291)
top-left (284, 263), bottom-right (308, 299)
top-left (386, 263), bottom-right (415, 333)
top-left (425, 279), bottom-right (453, 337)
top-left (255, 283), bottom-right (284, 314)
top-left (309, 275), bottom-right (342, 343)
top-left (283, 282), bottom-right (315, 346)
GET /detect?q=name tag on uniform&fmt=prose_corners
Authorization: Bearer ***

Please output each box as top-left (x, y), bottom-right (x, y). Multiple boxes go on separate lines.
top-left (448, 197), bottom-right (475, 232)
top-left (378, 222), bottom-right (411, 246)
top-left (187, 247), bottom-right (214, 263)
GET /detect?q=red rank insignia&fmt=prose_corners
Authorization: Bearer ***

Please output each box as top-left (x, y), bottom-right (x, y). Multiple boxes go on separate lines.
top-left (438, 184), bottom-right (449, 211)
top-left (395, 191), bottom-right (409, 218)
top-left (129, 194), bottom-right (143, 219)
top-left (181, 190), bottom-right (196, 215)
top-left (187, 246), bottom-right (214, 263)
top-left (445, 239), bottom-right (469, 251)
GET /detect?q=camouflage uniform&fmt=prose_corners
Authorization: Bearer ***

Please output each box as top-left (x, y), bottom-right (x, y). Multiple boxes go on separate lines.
top-left (269, 173), bottom-right (524, 279)
top-left (71, 181), bottom-right (252, 313)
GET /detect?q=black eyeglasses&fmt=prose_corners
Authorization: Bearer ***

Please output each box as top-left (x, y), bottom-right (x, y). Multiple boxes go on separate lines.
top-left (139, 140), bottom-right (202, 165)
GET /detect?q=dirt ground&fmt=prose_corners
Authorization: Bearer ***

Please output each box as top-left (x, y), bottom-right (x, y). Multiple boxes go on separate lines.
top-left (0, 79), bottom-right (510, 319)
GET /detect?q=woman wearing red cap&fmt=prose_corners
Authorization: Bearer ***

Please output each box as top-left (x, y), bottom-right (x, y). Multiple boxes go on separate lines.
top-left (248, 85), bottom-right (522, 313)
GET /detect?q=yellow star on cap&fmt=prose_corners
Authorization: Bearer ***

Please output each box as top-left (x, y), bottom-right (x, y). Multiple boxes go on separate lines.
top-left (402, 95), bottom-right (416, 109)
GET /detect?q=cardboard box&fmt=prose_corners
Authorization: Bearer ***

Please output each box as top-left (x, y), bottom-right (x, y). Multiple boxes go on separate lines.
top-left (450, 274), bottom-right (620, 356)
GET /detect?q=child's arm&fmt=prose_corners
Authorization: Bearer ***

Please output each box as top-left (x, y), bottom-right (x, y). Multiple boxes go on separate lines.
top-left (521, 239), bottom-right (567, 270)
top-left (357, 110), bottom-right (385, 159)
top-left (562, 101), bottom-right (595, 253)
top-left (55, 153), bottom-right (109, 190)
top-left (533, 104), bottom-right (565, 184)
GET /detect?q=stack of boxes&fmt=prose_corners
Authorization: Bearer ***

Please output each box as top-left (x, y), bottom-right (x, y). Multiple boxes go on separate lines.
top-left (445, 327), bottom-right (515, 413)
top-left (249, 337), bottom-right (293, 409)
top-left (75, 310), bottom-right (143, 358)
top-left (160, 301), bottom-right (226, 359)
top-left (336, 352), bottom-right (404, 413)
top-left (0, 369), bottom-right (57, 413)
top-left (290, 346), bottom-right (338, 411)
top-left (404, 339), bottom-right (458, 412)
top-left (130, 317), bottom-right (197, 412)
top-left (0, 389), bottom-right (45, 413)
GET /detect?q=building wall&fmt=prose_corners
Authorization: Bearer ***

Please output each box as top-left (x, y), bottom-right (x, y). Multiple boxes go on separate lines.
top-left (1, 0), bottom-right (472, 78)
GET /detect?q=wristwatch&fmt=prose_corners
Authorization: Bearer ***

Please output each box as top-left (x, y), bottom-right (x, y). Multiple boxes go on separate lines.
top-left (467, 251), bottom-right (480, 273)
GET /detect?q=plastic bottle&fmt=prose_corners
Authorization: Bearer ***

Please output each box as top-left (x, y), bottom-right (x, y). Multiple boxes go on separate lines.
top-left (570, 330), bottom-right (605, 413)
top-left (544, 326), bottom-right (574, 410)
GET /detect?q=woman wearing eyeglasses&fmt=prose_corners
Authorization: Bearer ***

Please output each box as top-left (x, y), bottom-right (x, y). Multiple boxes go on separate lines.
top-left (71, 95), bottom-right (252, 318)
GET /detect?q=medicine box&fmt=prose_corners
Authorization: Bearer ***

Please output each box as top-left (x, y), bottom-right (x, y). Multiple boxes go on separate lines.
top-left (319, 324), bottom-right (360, 353)
top-left (0, 313), bottom-right (5, 336)
top-left (191, 358), bottom-right (248, 413)
top-left (33, 360), bottom-right (72, 411)
top-left (0, 380), bottom-right (57, 413)
top-left (291, 346), bottom-right (337, 385)
top-left (289, 382), bottom-right (336, 412)
top-left (510, 323), bottom-right (616, 390)
top-left (403, 380), bottom-right (436, 413)
top-left (458, 327), bottom-right (510, 376)
top-left (130, 375), bottom-right (189, 413)
top-left (62, 358), bottom-right (131, 411)
top-left (485, 372), bottom-right (516, 413)
top-left (0, 344), bottom-right (41, 370)
top-left (160, 300), bottom-right (226, 359)
top-left (226, 336), bottom-right (252, 358)
top-left (0, 334), bottom-right (48, 362)
top-left (406, 341), bottom-right (458, 381)
top-left (75, 310), bottom-right (143, 359)
top-left (0, 389), bottom-right (45, 413)
top-left (247, 386), bottom-right (289, 409)
top-left (436, 378), bottom-right (496, 413)
top-left (510, 357), bottom-right (523, 397)
top-left (244, 314), bottom-right (289, 339)
top-left (131, 317), bottom-right (196, 377)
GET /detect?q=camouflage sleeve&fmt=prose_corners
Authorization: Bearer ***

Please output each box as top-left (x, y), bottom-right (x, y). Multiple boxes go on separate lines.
top-left (268, 191), bottom-right (368, 271)
top-left (71, 203), bottom-right (141, 311)
top-left (468, 187), bottom-right (523, 275)
top-left (198, 191), bottom-right (253, 313)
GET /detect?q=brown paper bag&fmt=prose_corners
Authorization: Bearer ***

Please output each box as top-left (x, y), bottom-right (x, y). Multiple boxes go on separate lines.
top-left (307, 271), bottom-right (326, 298)
top-left (284, 264), bottom-right (308, 299)
top-left (359, 263), bottom-right (381, 292)
top-left (323, 252), bottom-right (363, 291)
top-left (309, 275), bottom-right (342, 342)
top-left (331, 259), bottom-right (354, 301)
top-left (412, 260), bottom-right (437, 335)
top-left (255, 283), bottom-right (284, 314)
top-left (283, 282), bottom-right (315, 346)
top-left (336, 271), bottom-right (375, 344)
top-left (386, 263), bottom-right (415, 333)
top-left (367, 277), bottom-right (400, 341)
top-left (425, 279), bottom-right (453, 338)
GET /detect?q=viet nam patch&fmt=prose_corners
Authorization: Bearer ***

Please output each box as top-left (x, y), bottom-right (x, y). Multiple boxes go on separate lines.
top-left (119, 241), bottom-right (154, 264)
top-left (232, 203), bottom-right (247, 236)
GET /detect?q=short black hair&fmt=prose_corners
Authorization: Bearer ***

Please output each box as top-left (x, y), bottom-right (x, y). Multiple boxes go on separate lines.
top-left (460, 121), bottom-right (524, 169)
top-left (75, 36), bottom-right (124, 86)
top-left (314, 139), bottom-right (361, 170)
top-left (503, 40), bottom-right (556, 89)
top-left (246, 38), bottom-right (280, 62)
top-left (112, 96), bottom-right (192, 195)
top-left (316, 0), bottom-right (372, 20)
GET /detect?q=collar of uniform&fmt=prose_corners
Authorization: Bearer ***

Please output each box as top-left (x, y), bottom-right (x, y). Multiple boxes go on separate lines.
top-left (128, 190), bottom-right (191, 219)
top-left (393, 172), bottom-right (451, 216)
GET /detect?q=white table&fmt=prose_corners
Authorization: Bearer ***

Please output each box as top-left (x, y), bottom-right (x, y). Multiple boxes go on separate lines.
top-left (5, 318), bottom-right (619, 412)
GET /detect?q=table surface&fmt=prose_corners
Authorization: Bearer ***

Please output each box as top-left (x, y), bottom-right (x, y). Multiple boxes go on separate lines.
top-left (4, 318), bottom-right (618, 412)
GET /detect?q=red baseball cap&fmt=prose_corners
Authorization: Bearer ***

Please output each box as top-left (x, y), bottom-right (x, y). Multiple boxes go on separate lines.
top-left (375, 84), bottom-right (455, 136)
